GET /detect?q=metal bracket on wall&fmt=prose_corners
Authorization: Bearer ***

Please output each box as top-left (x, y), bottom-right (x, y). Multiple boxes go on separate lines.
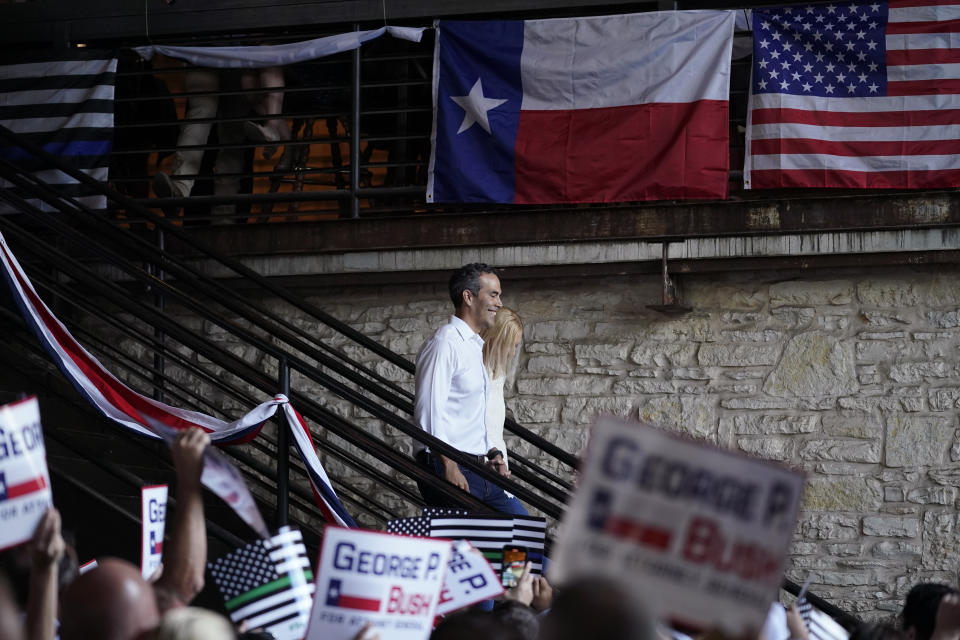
top-left (647, 242), bottom-right (691, 315)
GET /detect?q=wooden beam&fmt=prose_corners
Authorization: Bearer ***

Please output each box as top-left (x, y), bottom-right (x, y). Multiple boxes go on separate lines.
top-left (163, 191), bottom-right (960, 257)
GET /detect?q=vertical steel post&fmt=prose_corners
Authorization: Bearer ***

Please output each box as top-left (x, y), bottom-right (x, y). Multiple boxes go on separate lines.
top-left (276, 357), bottom-right (290, 527)
top-left (152, 228), bottom-right (166, 402)
top-left (349, 24), bottom-right (361, 219)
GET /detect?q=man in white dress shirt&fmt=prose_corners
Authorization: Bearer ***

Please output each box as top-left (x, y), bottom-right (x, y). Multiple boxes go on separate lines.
top-left (413, 263), bottom-right (527, 515)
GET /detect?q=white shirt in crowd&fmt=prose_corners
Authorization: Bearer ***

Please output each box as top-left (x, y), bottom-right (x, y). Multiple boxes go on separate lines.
top-left (414, 315), bottom-right (490, 456)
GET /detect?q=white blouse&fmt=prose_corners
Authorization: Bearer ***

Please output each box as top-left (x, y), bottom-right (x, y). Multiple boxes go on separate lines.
top-left (484, 372), bottom-right (508, 467)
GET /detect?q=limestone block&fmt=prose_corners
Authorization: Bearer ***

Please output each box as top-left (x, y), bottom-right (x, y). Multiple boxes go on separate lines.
top-left (637, 395), bottom-right (716, 439)
top-left (644, 316), bottom-right (713, 342)
top-left (526, 342), bottom-right (572, 355)
top-left (770, 307), bottom-right (816, 329)
top-left (725, 370), bottom-right (765, 381)
top-left (885, 415), bottom-right (955, 467)
top-left (906, 486), bottom-right (958, 505)
top-left (929, 468), bottom-right (960, 486)
top-left (839, 396), bottom-right (899, 412)
top-left (808, 571), bottom-right (875, 587)
top-left (799, 439), bottom-right (881, 463)
top-left (612, 379), bottom-right (677, 395)
top-left (862, 311), bottom-right (911, 327)
top-left (672, 368), bottom-right (712, 380)
top-left (721, 397), bottom-right (793, 410)
top-left (929, 388), bottom-right (960, 411)
top-left (684, 282), bottom-right (765, 310)
top-left (928, 273), bottom-right (960, 306)
top-left (526, 355), bottom-right (573, 375)
top-left (763, 332), bottom-right (858, 397)
top-left (386, 333), bottom-right (426, 355)
top-left (388, 317), bottom-right (430, 333)
top-left (722, 414), bottom-right (818, 435)
top-left (901, 397), bottom-right (926, 412)
top-left (721, 311), bottom-right (761, 326)
top-left (627, 369), bottom-right (657, 378)
top-left (862, 516), bottom-right (920, 538)
top-left (698, 343), bottom-right (780, 367)
top-left (629, 343), bottom-right (698, 367)
top-left (562, 397), bottom-right (635, 425)
top-left (406, 300), bottom-right (451, 315)
top-left (885, 487), bottom-right (905, 502)
top-left (928, 310), bottom-right (960, 329)
top-left (921, 512), bottom-right (960, 570)
top-left (529, 320), bottom-right (592, 342)
top-left (517, 376), bottom-right (612, 396)
top-left (737, 436), bottom-right (793, 461)
top-left (578, 367), bottom-right (627, 377)
top-left (857, 280), bottom-right (926, 308)
top-left (574, 342), bottom-right (631, 366)
top-left (871, 541), bottom-right (921, 558)
top-left (507, 398), bottom-right (560, 424)
top-left (889, 361), bottom-right (952, 384)
top-left (858, 331), bottom-right (907, 340)
top-left (770, 280), bottom-right (854, 307)
top-left (800, 514), bottom-right (861, 540)
top-left (817, 315), bottom-right (850, 331)
top-left (803, 477), bottom-right (882, 511)
top-left (719, 330), bottom-right (782, 342)
top-left (712, 383), bottom-right (760, 394)
top-left (824, 543), bottom-right (866, 557)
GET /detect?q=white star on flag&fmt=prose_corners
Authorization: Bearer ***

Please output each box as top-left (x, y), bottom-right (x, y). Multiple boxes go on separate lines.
top-left (450, 78), bottom-right (507, 134)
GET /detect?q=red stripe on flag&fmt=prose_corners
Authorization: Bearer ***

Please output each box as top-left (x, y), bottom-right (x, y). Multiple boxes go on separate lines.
top-left (6, 475), bottom-right (47, 499)
top-left (887, 79), bottom-right (960, 95)
top-left (337, 595), bottom-right (381, 611)
top-left (885, 18), bottom-right (960, 34)
top-left (749, 167), bottom-right (960, 189)
top-left (751, 107), bottom-right (960, 127)
top-left (604, 515), bottom-right (672, 550)
top-left (887, 48), bottom-right (960, 66)
top-left (513, 99), bottom-right (729, 204)
top-left (751, 138), bottom-right (960, 156)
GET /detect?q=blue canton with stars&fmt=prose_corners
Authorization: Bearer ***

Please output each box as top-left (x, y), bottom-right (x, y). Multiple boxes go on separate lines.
top-left (752, 2), bottom-right (889, 98)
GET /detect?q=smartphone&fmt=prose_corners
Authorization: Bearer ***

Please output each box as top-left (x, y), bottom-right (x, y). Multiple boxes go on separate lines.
top-left (501, 546), bottom-right (528, 588)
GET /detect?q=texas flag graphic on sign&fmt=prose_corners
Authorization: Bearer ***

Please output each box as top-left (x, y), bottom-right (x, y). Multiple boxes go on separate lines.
top-left (427, 11), bottom-right (735, 204)
top-left (325, 578), bottom-right (382, 612)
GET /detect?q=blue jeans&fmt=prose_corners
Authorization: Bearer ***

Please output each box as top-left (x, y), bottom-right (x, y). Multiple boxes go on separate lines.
top-left (419, 453), bottom-right (528, 516)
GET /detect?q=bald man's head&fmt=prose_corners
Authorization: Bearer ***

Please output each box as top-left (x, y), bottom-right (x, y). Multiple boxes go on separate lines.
top-left (60, 558), bottom-right (160, 640)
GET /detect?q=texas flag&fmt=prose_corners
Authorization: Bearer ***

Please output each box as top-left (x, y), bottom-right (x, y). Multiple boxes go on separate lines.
top-left (427, 10), bottom-right (735, 204)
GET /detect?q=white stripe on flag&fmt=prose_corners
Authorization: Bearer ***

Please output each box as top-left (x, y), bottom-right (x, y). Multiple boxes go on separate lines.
top-left (3, 112), bottom-right (114, 134)
top-left (750, 91), bottom-right (960, 113)
top-left (749, 153), bottom-right (960, 172)
top-left (0, 85), bottom-right (117, 107)
top-left (888, 5), bottom-right (960, 23)
top-left (273, 557), bottom-right (311, 574)
top-left (520, 10), bottom-right (733, 110)
top-left (244, 599), bottom-right (314, 632)
top-left (749, 122), bottom-right (960, 141)
top-left (887, 63), bottom-right (960, 82)
top-left (229, 584), bottom-right (315, 622)
top-left (887, 33), bottom-right (958, 50)
top-left (0, 59), bottom-right (115, 79)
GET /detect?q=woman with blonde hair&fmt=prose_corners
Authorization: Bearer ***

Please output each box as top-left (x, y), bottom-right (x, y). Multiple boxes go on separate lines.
top-left (481, 307), bottom-right (524, 476)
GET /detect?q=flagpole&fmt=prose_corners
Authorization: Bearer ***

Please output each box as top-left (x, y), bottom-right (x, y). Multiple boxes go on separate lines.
top-left (276, 357), bottom-right (290, 528)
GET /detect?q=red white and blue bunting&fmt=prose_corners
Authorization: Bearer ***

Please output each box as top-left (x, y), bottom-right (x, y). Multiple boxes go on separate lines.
top-left (0, 231), bottom-right (356, 530)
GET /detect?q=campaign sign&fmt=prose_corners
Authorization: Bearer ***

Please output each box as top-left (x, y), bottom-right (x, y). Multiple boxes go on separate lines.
top-left (435, 540), bottom-right (503, 616)
top-left (141, 484), bottom-right (168, 579)
top-left (550, 416), bottom-right (805, 636)
top-left (0, 397), bottom-right (53, 551)
top-left (306, 527), bottom-right (451, 640)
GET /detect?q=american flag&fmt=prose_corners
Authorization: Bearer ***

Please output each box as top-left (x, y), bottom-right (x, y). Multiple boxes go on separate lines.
top-left (0, 52), bottom-right (116, 212)
top-left (797, 593), bottom-right (850, 640)
top-left (744, 1), bottom-right (960, 189)
top-left (386, 512), bottom-right (547, 575)
top-left (208, 527), bottom-right (315, 640)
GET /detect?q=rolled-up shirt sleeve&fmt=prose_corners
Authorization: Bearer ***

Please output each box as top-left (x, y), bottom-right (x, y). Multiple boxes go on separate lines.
top-left (414, 336), bottom-right (457, 446)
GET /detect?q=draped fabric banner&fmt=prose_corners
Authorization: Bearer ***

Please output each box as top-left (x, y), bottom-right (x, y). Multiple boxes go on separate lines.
top-left (134, 26), bottom-right (425, 69)
top-left (0, 231), bottom-right (356, 530)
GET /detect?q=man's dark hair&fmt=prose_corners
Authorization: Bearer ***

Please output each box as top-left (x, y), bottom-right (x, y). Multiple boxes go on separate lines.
top-left (901, 583), bottom-right (958, 640)
top-left (448, 263), bottom-right (497, 309)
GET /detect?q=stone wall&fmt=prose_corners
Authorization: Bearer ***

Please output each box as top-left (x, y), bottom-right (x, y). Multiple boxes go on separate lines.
top-left (97, 263), bottom-right (960, 619)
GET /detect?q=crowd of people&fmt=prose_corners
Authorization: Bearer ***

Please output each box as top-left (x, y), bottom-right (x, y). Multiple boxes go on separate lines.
top-left (3, 263), bottom-right (960, 640)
